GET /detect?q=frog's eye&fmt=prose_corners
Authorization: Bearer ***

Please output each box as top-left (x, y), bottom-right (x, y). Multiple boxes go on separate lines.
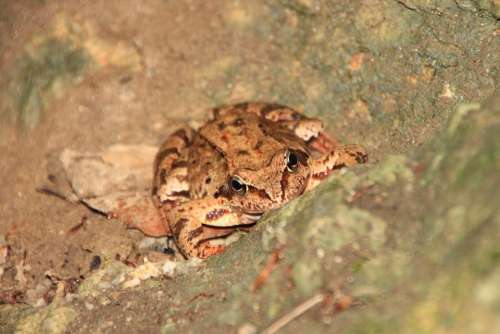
top-left (230, 176), bottom-right (247, 195)
top-left (286, 150), bottom-right (299, 172)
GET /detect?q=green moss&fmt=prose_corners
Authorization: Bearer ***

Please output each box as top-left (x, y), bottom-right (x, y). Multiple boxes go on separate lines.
top-left (353, 0), bottom-right (420, 49)
top-left (292, 259), bottom-right (322, 294)
top-left (9, 38), bottom-right (89, 129)
top-left (77, 261), bottom-right (129, 298)
top-left (0, 305), bottom-right (33, 334)
top-left (302, 204), bottom-right (386, 253)
top-left (366, 155), bottom-right (413, 187)
top-left (337, 94), bottom-right (500, 333)
top-left (16, 306), bottom-right (76, 334)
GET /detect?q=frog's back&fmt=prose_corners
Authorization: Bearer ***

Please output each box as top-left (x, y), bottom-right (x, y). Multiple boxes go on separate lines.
top-left (199, 108), bottom-right (289, 172)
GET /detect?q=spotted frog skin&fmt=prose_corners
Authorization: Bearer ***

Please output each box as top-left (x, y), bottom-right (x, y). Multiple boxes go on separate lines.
top-left (151, 103), bottom-right (367, 258)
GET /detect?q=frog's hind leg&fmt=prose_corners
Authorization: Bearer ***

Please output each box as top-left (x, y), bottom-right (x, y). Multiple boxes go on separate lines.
top-left (243, 103), bottom-right (367, 166)
top-left (153, 127), bottom-right (195, 204)
top-left (154, 127), bottom-right (194, 181)
top-left (247, 103), bottom-right (335, 145)
top-left (213, 102), bottom-right (329, 145)
top-left (112, 127), bottom-right (195, 238)
top-left (307, 144), bottom-right (368, 190)
top-left (237, 104), bottom-right (368, 190)
top-left (253, 104), bottom-right (347, 160)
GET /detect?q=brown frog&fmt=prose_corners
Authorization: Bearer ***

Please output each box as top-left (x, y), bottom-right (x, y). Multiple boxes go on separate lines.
top-left (140, 102), bottom-right (367, 258)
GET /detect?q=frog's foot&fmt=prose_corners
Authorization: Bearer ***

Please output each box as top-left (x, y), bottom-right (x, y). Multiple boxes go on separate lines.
top-left (42, 145), bottom-right (167, 236)
top-left (336, 144), bottom-right (368, 166)
top-left (174, 225), bottom-right (236, 258)
top-left (109, 194), bottom-right (170, 237)
top-left (308, 144), bottom-right (368, 190)
top-left (166, 198), bottom-right (243, 258)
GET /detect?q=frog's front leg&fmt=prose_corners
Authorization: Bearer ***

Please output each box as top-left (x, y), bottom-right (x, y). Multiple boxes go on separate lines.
top-left (163, 198), bottom-right (244, 258)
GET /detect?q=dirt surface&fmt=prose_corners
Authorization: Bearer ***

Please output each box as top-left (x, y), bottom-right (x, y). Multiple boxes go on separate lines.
top-left (0, 0), bottom-right (499, 333)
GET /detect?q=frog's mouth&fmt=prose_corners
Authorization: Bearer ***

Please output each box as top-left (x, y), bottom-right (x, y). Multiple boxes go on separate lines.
top-left (201, 212), bottom-right (263, 253)
top-left (241, 212), bottom-right (263, 225)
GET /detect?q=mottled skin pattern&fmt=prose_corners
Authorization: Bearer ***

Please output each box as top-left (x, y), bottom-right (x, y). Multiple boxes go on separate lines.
top-left (152, 103), bottom-right (367, 258)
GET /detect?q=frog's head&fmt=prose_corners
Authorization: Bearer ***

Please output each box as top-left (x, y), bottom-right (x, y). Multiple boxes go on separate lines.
top-left (221, 147), bottom-right (312, 214)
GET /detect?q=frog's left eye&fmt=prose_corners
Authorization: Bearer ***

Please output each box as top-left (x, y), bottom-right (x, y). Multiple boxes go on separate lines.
top-left (230, 176), bottom-right (247, 195)
top-left (286, 150), bottom-right (299, 172)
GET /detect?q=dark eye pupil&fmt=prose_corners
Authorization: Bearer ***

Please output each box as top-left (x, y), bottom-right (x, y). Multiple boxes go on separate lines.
top-left (232, 179), bottom-right (243, 190)
top-left (230, 177), bottom-right (247, 193)
top-left (287, 152), bottom-right (299, 169)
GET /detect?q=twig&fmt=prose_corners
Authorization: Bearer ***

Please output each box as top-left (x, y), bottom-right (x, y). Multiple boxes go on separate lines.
top-left (261, 293), bottom-right (325, 334)
top-left (252, 246), bottom-right (284, 292)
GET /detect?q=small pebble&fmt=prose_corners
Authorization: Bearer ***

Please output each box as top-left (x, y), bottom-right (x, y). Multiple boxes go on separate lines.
top-left (123, 277), bottom-right (141, 288)
top-left (238, 323), bottom-right (257, 334)
top-left (85, 301), bottom-right (95, 310)
top-left (162, 261), bottom-right (177, 276)
top-left (111, 273), bottom-right (126, 286)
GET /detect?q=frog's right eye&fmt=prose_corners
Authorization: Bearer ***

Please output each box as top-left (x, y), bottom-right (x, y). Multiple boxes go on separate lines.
top-left (230, 176), bottom-right (247, 195)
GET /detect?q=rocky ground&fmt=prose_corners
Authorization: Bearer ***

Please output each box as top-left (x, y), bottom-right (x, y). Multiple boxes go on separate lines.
top-left (0, 1), bottom-right (499, 333)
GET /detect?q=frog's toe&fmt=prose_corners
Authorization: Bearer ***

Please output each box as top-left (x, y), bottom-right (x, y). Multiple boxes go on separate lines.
top-left (109, 196), bottom-right (170, 237)
top-left (199, 244), bottom-right (226, 258)
top-left (127, 214), bottom-right (170, 237)
top-left (340, 144), bottom-right (368, 165)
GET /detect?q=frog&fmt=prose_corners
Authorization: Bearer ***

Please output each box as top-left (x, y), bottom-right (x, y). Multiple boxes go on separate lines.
top-left (142, 102), bottom-right (368, 258)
